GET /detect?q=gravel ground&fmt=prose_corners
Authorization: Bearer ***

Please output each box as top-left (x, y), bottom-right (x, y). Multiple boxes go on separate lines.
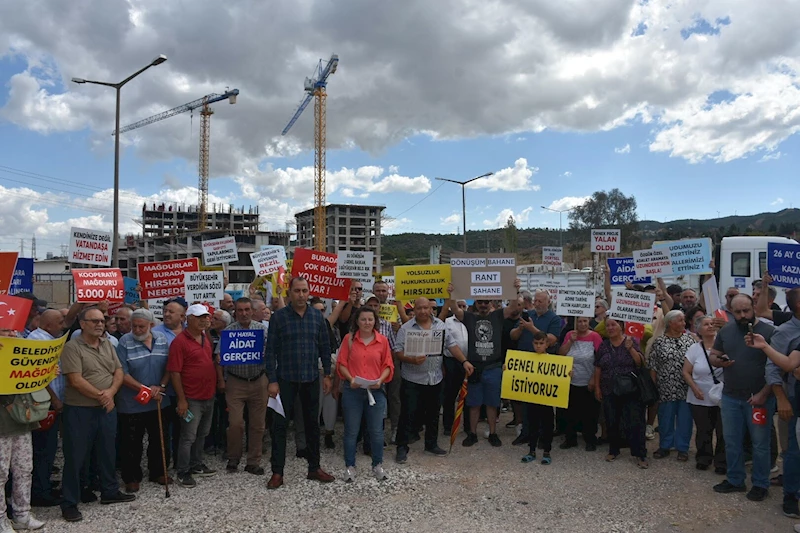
top-left (29, 415), bottom-right (791, 533)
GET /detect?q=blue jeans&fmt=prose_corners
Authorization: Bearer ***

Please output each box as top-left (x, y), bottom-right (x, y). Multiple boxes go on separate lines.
top-left (343, 387), bottom-right (386, 468)
top-left (61, 406), bottom-right (117, 510)
top-left (784, 391), bottom-right (800, 500)
top-left (657, 400), bottom-right (693, 453)
top-left (721, 394), bottom-right (776, 489)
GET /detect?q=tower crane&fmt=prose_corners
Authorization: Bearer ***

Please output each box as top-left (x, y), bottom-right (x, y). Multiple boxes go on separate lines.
top-left (117, 89), bottom-right (239, 232)
top-left (282, 54), bottom-right (338, 251)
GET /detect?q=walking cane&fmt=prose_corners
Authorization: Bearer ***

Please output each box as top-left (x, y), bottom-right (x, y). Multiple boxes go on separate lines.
top-left (155, 395), bottom-right (170, 498)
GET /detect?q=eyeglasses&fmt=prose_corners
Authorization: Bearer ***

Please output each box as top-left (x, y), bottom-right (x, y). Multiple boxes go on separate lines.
top-left (81, 319), bottom-right (104, 325)
top-left (352, 287), bottom-right (363, 292)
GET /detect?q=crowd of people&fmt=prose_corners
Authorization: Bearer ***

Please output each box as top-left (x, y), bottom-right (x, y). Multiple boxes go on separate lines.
top-left (1, 268), bottom-right (799, 530)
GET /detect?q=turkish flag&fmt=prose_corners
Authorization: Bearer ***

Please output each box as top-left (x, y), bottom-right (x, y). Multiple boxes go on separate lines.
top-left (0, 294), bottom-right (32, 331)
top-left (201, 302), bottom-right (216, 315)
top-left (714, 308), bottom-right (729, 322)
top-left (37, 411), bottom-right (57, 431)
top-left (277, 266), bottom-right (286, 288)
top-left (134, 385), bottom-right (153, 405)
top-left (625, 322), bottom-right (645, 340)
top-left (0, 252), bottom-right (18, 295)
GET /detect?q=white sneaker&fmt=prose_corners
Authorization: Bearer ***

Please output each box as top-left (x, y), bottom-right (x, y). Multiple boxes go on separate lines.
top-left (771, 465), bottom-right (780, 473)
top-left (483, 429), bottom-right (490, 439)
top-left (515, 424), bottom-right (523, 437)
top-left (0, 517), bottom-right (15, 533)
top-left (344, 466), bottom-right (356, 483)
top-left (11, 514), bottom-right (45, 530)
top-left (373, 464), bottom-right (387, 481)
top-left (645, 425), bottom-right (655, 440)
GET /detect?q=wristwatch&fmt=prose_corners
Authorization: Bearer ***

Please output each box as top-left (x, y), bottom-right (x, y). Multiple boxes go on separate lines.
top-left (160, 383), bottom-right (167, 389)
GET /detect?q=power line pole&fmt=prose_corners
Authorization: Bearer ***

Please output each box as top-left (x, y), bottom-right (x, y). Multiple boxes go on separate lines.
top-left (19, 239), bottom-right (24, 256)
top-left (31, 235), bottom-right (36, 260)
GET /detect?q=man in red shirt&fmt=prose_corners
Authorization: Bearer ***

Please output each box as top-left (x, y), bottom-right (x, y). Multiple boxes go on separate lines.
top-left (167, 304), bottom-right (218, 488)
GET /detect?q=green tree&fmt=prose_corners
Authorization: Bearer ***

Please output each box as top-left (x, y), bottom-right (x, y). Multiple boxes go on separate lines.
top-left (568, 188), bottom-right (639, 250)
top-left (504, 215), bottom-right (518, 253)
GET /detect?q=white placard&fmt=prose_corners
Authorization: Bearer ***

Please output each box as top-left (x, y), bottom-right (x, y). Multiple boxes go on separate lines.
top-left (555, 289), bottom-right (596, 317)
top-left (68, 227), bottom-right (112, 266)
top-left (148, 298), bottom-right (166, 320)
top-left (533, 278), bottom-right (567, 303)
top-left (382, 276), bottom-right (395, 299)
top-left (250, 246), bottom-right (287, 276)
top-left (702, 275), bottom-right (723, 316)
top-left (337, 250), bottom-right (374, 278)
top-left (591, 229), bottom-right (621, 254)
top-left (542, 247), bottom-right (563, 268)
top-left (184, 271), bottom-right (225, 303)
top-left (609, 289), bottom-right (657, 324)
top-left (404, 329), bottom-right (445, 356)
top-left (202, 236), bottom-right (238, 266)
top-left (633, 248), bottom-right (674, 278)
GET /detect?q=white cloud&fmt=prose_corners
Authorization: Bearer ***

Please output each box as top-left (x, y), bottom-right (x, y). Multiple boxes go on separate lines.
top-left (561, 171), bottom-right (572, 177)
top-left (440, 213), bottom-right (461, 225)
top-left (544, 196), bottom-right (590, 212)
top-left (382, 217), bottom-right (411, 234)
top-left (760, 151), bottom-right (783, 162)
top-left (341, 188), bottom-right (369, 199)
top-left (771, 197), bottom-right (784, 206)
top-left (466, 158), bottom-right (540, 192)
top-left (614, 143), bottom-right (631, 154)
top-left (483, 207), bottom-right (533, 228)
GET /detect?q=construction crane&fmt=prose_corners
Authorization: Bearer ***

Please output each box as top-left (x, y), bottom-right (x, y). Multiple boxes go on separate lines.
top-left (282, 54), bottom-right (338, 251)
top-left (117, 89), bottom-right (239, 232)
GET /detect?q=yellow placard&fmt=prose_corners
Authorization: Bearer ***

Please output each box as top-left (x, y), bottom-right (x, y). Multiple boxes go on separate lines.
top-left (378, 304), bottom-right (399, 323)
top-left (0, 334), bottom-right (68, 394)
top-left (261, 259), bottom-right (293, 297)
top-left (500, 350), bottom-right (573, 409)
top-left (394, 264), bottom-right (451, 302)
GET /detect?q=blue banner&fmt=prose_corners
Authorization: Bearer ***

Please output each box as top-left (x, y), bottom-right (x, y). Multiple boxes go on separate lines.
top-left (124, 277), bottom-right (140, 304)
top-left (767, 242), bottom-right (800, 289)
top-left (219, 329), bottom-right (265, 366)
top-left (225, 289), bottom-right (244, 301)
top-left (653, 238), bottom-right (713, 275)
top-left (9, 258), bottom-right (33, 296)
top-left (607, 258), bottom-right (652, 286)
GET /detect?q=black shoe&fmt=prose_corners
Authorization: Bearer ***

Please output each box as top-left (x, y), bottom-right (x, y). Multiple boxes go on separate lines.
top-left (62, 506), bottom-right (83, 522)
top-left (585, 443), bottom-right (597, 452)
top-left (80, 488), bottom-right (97, 503)
top-left (395, 446), bottom-right (408, 464)
top-left (30, 495), bottom-right (60, 507)
top-left (425, 446), bottom-right (447, 456)
top-left (713, 480), bottom-right (746, 494)
top-left (462, 432), bottom-right (478, 447)
top-left (596, 437), bottom-right (607, 445)
top-left (100, 491), bottom-right (136, 505)
top-left (783, 496), bottom-right (800, 518)
top-left (408, 433), bottom-right (421, 444)
top-left (714, 466), bottom-right (726, 475)
top-left (244, 465), bottom-right (265, 476)
top-left (696, 463), bottom-right (709, 471)
top-left (746, 486), bottom-right (768, 502)
top-left (488, 433), bottom-right (502, 447)
top-left (512, 435), bottom-right (529, 446)
top-left (559, 440), bottom-right (578, 450)
top-left (325, 433), bottom-right (335, 449)
top-left (177, 472), bottom-right (197, 488)
top-left (226, 461), bottom-right (238, 473)
top-left (505, 420), bottom-right (518, 429)
top-left (296, 448), bottom-right (308, 459)
top-left (191, 463), bottom-right (217, 477)
top-left (653, 448), bottom-right (670, 459)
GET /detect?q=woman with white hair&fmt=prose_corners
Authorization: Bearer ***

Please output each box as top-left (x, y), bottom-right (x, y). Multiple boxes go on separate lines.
top-left (649, 309), bottom-right (696, 462)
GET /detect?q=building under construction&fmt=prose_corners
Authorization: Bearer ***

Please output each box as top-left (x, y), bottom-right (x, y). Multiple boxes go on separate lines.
top-left (119, 203), bottom-right (291, 284)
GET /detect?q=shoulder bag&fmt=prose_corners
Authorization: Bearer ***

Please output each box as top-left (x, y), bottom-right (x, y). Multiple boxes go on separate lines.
top-left (700, 342), bottom-right (723, 406)
top-left (5, 389), bottom-right (51, 424)
top-left (631, 336), bottom-right (659, 405)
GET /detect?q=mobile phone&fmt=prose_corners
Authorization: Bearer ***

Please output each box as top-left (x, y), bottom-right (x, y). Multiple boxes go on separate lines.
top-left (183, 410), bottom-right (194, 423)
top-left (718, 355), bottom-right (731, 362)
top-left (748, 323), bottom-right (754, 336)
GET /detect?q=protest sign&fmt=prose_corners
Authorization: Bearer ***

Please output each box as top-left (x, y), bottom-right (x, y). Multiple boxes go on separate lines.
top-left (68, 227), bottom-right (112, 266)
top-left (530, 278), bottom-right (567, 303)
top-left (542, 247), bottom-right (563, 269)
top-left (250, 246), bottom-right (287, 277)
top-left (184, 271), bottom-right (225, 303)
top-left (123, 277), bottom-right (140, 304)
top-left (337, 251), bottom-right (374, 279)
top-left (381, 276), bottom-right (396, 299)
top-left (767, 242), bottom-right (800, 289)
top-left (633, 248), bottom-right (673, 278)
top-left (394, 264), bottom-right (451, 301)
top-left (0, 334), bottom-right (68, 394)
top-left (555, 289), bottom-right (595, 317)
top-left (403, 329), bottom-right (445, 356)
top-left (591, 229), bottom-right (621, 253)
top-left (148, 299), bottom-right (166, 319)
top-left (449, 253), bottom-right (515, 300)
top-left (609, 289), bottom-right (657, 324)
top-left (291, 248), bottom-right (351, 300)
top-left (8, 257), bottom-right (33, 296)
top-left (0, 252), bottom-right (19, 295)
top-left (501, 350), bottom-right (573, 409)
top-left (262, 259), bottom-right (292, 298)
top-left (219, 329), bottom-right (265, 366)
top-left (702, 275), bottom-right (723, 317)
top-left (72, 268), bottom-right (124, 302)
top-left (201, 236), bottom-right (238, 266)
top-left (653, 238), bottom-right (712, 275)
top-left (379, 303), bottom-right (399, 323)
top-left (138, 258), bottom-right (199, 300)
top-left (607, 257), bottom-right (653, 286)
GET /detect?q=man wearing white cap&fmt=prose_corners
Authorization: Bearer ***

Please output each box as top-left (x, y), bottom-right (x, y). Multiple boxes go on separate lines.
top-left (167, 304), bottom-right (218, 488)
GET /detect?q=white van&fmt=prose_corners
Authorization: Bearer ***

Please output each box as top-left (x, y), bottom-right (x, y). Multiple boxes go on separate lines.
top-left (716, 235), bottom-right (799, 309)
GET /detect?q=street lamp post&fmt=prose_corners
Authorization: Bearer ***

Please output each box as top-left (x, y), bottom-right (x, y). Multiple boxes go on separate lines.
top-left (436, 172), bottom-right (494, 252)
top-left (540, 205), bottom-right (576, 248)
top-left (72, 54), bottom-right (167, 268)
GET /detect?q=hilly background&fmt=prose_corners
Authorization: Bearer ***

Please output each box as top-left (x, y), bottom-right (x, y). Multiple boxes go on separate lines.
top-left (382, 208), bottom-right (800, 266)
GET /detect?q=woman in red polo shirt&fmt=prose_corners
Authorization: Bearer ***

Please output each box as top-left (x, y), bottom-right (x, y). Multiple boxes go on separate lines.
top-left (337, 307), bottom-right (394, 482)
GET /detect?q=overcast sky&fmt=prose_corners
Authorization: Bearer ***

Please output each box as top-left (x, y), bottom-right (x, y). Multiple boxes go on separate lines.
top-left (1, 0), bottom-right (799, 257)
